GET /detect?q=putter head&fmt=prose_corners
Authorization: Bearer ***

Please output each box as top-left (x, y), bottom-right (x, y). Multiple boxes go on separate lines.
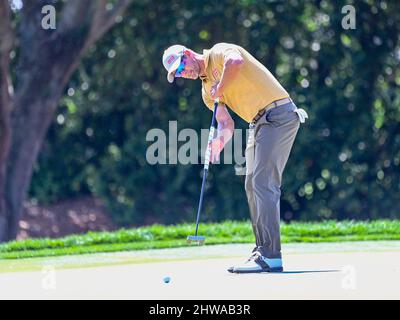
top-left (187, 235), bottom-right (206, 245)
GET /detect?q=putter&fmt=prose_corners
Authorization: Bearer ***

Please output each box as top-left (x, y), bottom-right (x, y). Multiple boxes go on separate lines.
top-left (187, 98), bottom-right (219, 245)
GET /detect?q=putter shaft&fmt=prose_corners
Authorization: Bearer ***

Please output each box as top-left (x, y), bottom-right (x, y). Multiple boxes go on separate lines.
top-left (189, 99), bottom-right (219, 243)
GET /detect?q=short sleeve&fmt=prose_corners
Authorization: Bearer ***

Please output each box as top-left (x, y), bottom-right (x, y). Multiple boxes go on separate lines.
top-left (224, 47), bottom-right (243, 60)
top-left (211, 43), bottom-right (243, 68)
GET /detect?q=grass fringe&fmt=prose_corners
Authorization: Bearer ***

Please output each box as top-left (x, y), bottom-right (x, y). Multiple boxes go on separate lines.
top-left (1, 220), bottom-right (399, 259)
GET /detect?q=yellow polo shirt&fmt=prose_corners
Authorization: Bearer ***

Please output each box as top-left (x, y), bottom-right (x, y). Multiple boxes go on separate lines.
top-left (201, 43), bottom-right (289, 123)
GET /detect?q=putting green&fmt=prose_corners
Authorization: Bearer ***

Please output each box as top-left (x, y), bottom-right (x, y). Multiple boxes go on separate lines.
top-left (1, 241), bottom-right (399, 273)
top-left (0, 241), bottom-right (399, 299)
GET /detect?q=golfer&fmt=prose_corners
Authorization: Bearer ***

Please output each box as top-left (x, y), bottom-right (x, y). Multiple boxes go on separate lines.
top-left (162, 43), bottom-right (308, 273)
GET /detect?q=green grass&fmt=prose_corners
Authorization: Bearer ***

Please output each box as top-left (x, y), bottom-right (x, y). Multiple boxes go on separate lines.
top-left (0, 220), bottom-right (399, 260)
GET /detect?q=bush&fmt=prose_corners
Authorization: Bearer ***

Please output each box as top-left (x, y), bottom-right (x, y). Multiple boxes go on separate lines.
top-left (30, 1), bottom-right (400, 225)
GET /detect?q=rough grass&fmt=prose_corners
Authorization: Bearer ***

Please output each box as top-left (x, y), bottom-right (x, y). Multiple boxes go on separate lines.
top-left (1, 220), bottom-right (399, 259)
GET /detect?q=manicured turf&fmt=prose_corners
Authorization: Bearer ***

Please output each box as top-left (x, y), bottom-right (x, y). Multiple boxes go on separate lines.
top-left (0, 220), bottom-right (399, 259)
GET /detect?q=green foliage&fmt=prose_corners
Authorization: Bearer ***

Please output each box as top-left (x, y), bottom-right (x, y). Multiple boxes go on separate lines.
top-left (29, 0), bottom-right (400, 224)
top-left (1, 220), bottom-right (400, 259)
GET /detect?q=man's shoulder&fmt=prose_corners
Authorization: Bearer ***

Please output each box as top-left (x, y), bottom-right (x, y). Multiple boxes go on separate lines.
top-left (210, 42), bottom-right (241, 53)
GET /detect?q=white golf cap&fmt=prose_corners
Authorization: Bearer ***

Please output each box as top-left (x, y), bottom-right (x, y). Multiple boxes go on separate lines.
top-left (162, 44), bottom-right (185, 83)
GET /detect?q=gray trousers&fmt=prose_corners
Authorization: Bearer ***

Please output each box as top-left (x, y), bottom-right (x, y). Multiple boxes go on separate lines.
top-left (245, 101), bottom-right (304, 259)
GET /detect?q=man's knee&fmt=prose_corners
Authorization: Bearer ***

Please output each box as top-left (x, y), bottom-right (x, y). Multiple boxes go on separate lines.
top-left (252, 175), bottom-right (281, 200)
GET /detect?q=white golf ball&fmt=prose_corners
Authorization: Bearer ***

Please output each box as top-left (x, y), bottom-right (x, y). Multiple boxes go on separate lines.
top-left (163, 276), bottom-right (171, 284)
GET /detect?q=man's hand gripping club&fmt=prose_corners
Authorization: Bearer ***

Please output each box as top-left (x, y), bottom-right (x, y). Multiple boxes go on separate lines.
top-left (208, 102), bottom-right (234, 163)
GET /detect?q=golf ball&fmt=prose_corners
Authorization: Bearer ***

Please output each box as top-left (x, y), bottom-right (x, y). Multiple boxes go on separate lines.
top-left (163, 276), bottom-right (171, 284)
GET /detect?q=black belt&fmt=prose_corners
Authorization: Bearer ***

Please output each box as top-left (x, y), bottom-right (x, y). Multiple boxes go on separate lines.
top-left (251, 97), bottom-right (292, 124)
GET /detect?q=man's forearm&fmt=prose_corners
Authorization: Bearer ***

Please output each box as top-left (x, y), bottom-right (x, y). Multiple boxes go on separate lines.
top-left (216, 119), bottom-right (234, 146)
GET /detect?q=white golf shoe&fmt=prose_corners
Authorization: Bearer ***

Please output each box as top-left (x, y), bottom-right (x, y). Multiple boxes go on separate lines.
top-left (228, 252), bottom-right (283, 273)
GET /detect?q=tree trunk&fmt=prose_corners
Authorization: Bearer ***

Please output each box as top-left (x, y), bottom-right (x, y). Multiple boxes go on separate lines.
top-left (0, 69), bottom-right (11, 241)
top-left (0, 0), bottom-right (132, 241)
top-left (0, 0), bottom-right (13, 241)
top-left (4, 29), bottom-right (88, 238)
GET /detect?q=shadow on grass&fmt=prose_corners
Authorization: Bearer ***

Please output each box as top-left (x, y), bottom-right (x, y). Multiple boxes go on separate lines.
top-left (229, 269), bottom-right (340, 275)
top-left (277, 270), bottom-right (340, 274)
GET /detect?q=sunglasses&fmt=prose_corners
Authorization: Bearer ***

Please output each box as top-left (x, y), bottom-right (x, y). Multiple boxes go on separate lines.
top-left (174, 56), bottom-right (187, 78)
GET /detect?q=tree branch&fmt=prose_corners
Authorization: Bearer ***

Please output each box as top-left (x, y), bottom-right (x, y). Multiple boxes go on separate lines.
top-left (86, 0), bottom-right (133, 48)
top-left (58, 0), bottom-right (92, 34)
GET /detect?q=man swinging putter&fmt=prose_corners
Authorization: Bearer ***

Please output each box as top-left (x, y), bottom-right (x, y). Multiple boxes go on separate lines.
top-left (162, 43), bottom-right (308, 273)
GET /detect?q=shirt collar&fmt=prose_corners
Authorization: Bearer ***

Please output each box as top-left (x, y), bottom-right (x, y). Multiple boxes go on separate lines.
top-left (200, 49), bottom-right (210, 82)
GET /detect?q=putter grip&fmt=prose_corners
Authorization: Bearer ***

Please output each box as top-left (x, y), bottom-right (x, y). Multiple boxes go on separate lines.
top-left (204, 99), bottom-right (219, 170)
top-left (204, 127), bottom-right (215, 170)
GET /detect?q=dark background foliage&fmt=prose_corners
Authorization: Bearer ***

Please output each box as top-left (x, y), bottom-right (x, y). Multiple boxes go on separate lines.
top-left (29, 0), bottom-right (400, 226)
